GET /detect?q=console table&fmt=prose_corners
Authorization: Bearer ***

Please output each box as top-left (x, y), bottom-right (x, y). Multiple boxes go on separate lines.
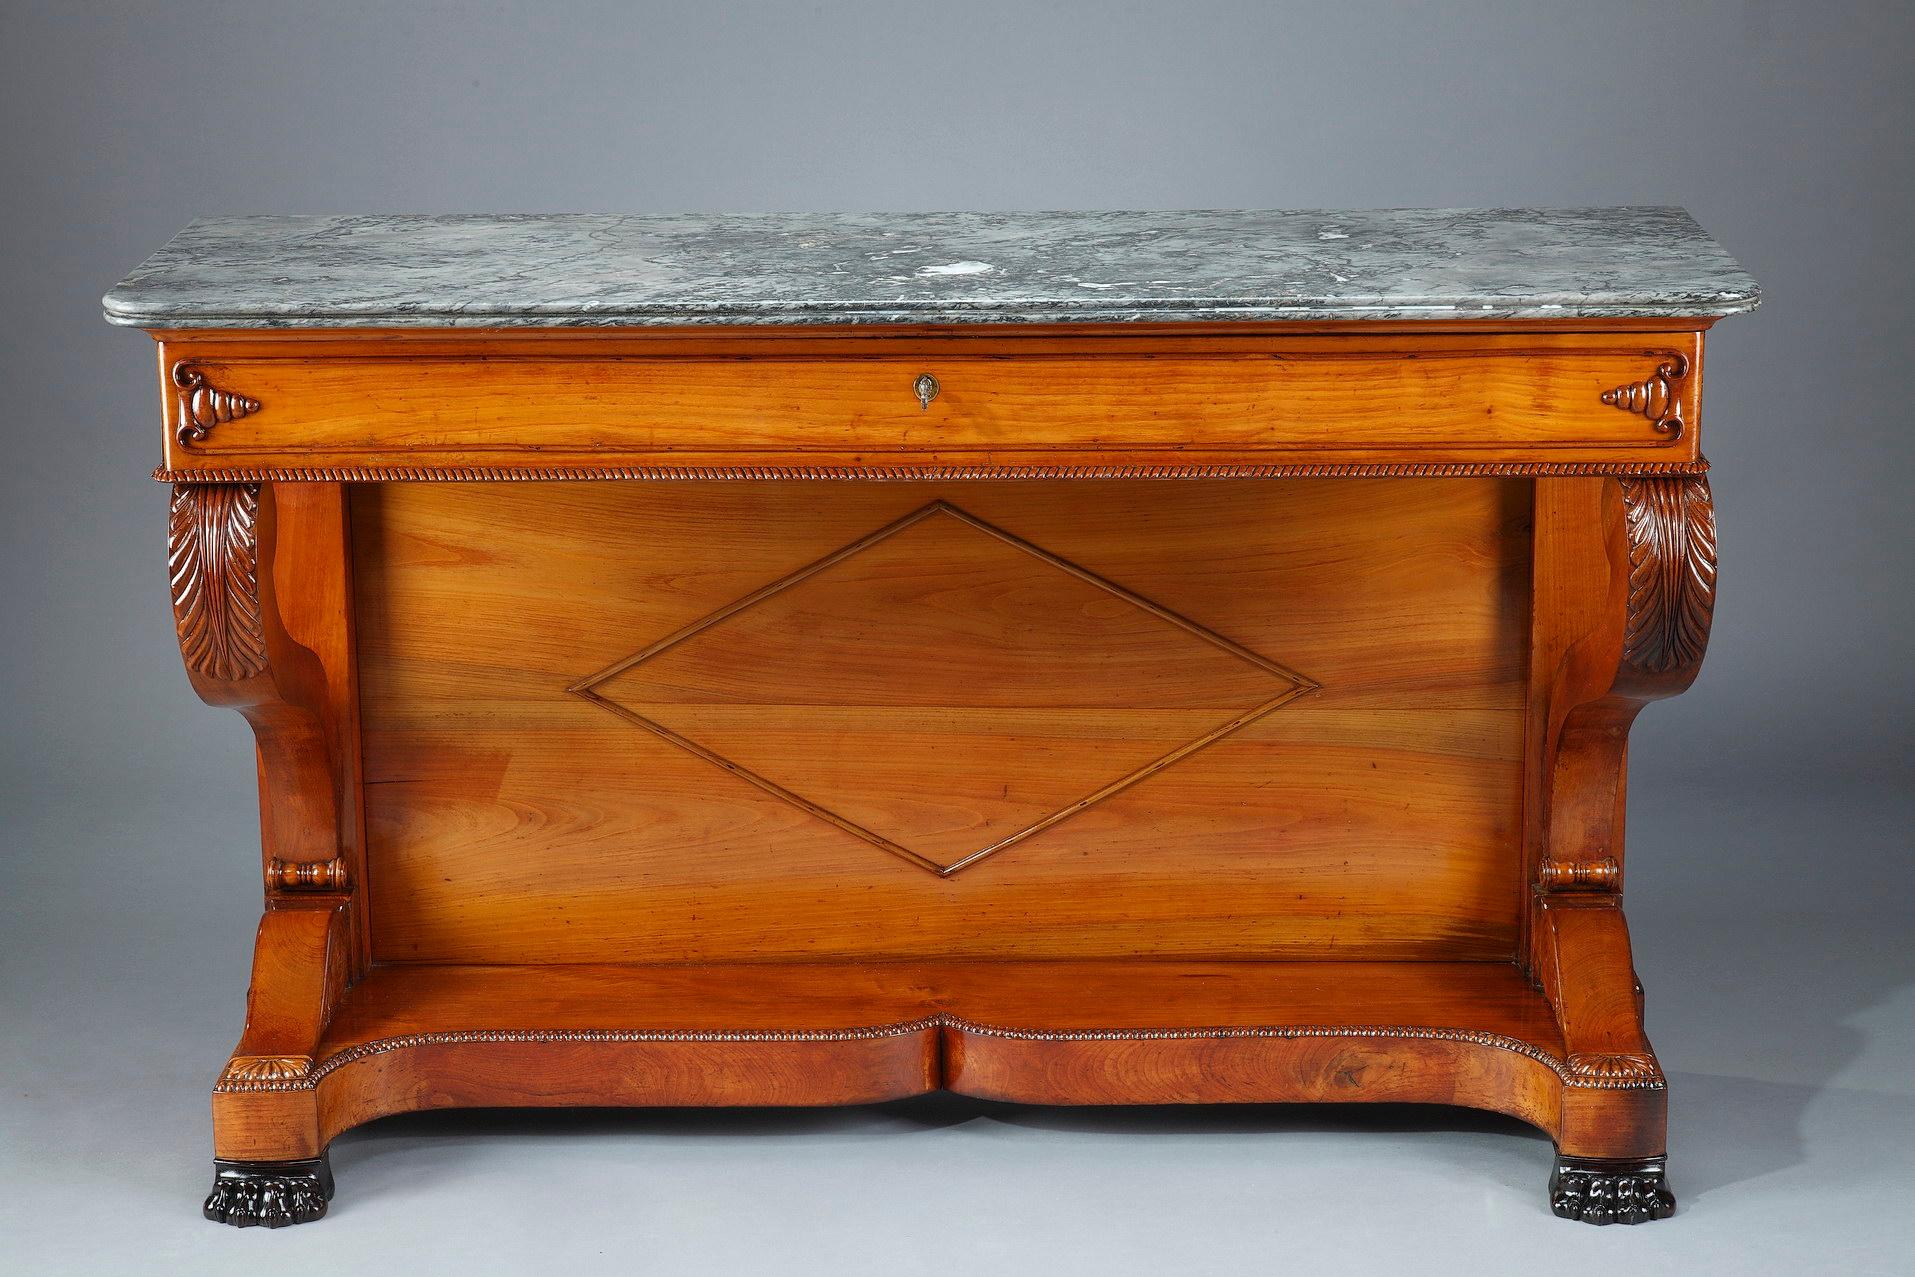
top-left (104, 209), bottom-right (1757, 1228)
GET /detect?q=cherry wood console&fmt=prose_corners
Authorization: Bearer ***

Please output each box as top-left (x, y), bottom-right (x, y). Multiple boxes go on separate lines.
top-left (104, 209), bottom-right (1757, 1227)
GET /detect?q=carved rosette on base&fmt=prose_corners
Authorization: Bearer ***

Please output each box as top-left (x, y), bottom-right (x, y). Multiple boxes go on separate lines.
top-left (1549, 1154), bottom-right (1676, 1225)
top-left (204, 1156), bottom-right (334, 1228)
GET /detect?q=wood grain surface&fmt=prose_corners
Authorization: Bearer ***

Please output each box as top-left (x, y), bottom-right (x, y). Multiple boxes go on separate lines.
top-left (208, 956), bottom-right (1573, 1160)
top-left (154, 326), bottom-right (1705, 472)
top-left (125, 303), bottom-right (1734, 1214)
top-left (352, 478), bottom-right (1530, 963)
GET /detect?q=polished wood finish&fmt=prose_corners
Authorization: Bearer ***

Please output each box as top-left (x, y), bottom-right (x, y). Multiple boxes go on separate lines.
top-left (170, 361), bottom-right (261, 447)
top-left (134, 319), bottom-right (1727, 1223)
top-left (152, 328), bottom-right (1705, 474)
top-left (352, 479), bottom-right (1527, 961)
top-left (166, 480), bottom-right (371, 971)
top-left (206, 959), bottom-right (1574, 1162)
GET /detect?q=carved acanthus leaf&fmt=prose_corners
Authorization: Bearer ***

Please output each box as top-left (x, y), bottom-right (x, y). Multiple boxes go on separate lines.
top-left (1620, 475), bottom-right (1716, 676)
top-left (168, 484), bottom-right (269, 682)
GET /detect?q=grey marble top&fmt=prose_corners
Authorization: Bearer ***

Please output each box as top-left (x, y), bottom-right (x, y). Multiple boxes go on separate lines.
top-left (103, 208), bottom-right (1758, 329)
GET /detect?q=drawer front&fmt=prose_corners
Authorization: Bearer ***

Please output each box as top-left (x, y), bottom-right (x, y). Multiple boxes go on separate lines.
top-left (155, 331), bottom-right (1704, 473)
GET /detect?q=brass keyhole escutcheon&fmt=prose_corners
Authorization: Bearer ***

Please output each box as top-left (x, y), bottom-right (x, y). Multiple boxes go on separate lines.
top-left (914, 373), bottom-right (939, 411)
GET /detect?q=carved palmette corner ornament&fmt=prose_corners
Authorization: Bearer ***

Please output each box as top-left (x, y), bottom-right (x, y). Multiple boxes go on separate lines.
top-left (172, 361), bottom-right (260, 446)
top-left (1565, 1051), bottom-right (1666, 1089)
top-left (219, 1056), bottom-right (314, 1087)
top-left (1601, 353), bottom-right (1688, 440)
top-left (168, 483), bottom-right (269, 682)
top-left (1619, 475), bottom-right (1716, 677)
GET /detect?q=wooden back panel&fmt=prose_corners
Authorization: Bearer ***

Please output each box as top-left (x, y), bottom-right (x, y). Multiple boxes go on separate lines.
top-left (353, 479), bottom-right (1529, 962)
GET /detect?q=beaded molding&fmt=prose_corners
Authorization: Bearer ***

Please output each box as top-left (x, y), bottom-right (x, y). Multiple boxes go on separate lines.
top-left (212, 1017), bottom-right (1662, 1093)
top-left (156, 460), bottom-right (1710, 484)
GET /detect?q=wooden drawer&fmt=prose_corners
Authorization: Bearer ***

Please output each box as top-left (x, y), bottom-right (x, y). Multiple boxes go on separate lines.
top-left (154, 329), bottom-right (1704, 473)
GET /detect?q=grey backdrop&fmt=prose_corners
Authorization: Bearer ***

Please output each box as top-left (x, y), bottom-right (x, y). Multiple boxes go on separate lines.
top-left (3, 2), bottom-right (1910, 1273)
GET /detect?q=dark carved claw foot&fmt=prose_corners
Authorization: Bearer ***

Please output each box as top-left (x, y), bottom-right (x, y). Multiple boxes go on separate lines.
top-left (203, 1155), bottom-right (334, 1227)
top-left (1549, 1154), bottom-right (1676, 1224)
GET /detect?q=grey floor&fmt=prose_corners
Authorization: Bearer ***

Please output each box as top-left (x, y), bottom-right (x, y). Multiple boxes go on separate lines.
top-left (4, 778), bottom-right (1911, 1276)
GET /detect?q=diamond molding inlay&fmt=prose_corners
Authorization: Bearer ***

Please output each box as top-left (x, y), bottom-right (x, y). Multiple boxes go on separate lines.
top-left (571, 501), bottom-right (1317, 876)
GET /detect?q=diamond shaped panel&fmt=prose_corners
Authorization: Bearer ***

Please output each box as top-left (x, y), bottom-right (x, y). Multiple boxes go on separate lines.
top-left (572, 502), bottom-right (1315, 875)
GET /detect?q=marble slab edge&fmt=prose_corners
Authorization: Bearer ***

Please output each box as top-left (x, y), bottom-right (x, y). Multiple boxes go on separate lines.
top-left (102, 208), bottom-right (1761, 328)
top-left (101, 300), bottom-right (1759, 328)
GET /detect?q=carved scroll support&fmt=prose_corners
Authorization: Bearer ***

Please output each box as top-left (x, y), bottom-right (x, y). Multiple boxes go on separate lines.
top-left (1522, 475), bottom-right (1714, 1171)
top-left (167, 483), bottom-right (342, 874)
top-left (1535, 475), bottom-right (1717, 894)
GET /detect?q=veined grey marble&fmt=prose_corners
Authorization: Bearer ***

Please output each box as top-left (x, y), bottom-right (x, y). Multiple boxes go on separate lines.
top-left (103, 208), bottom-right (1758, 329)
